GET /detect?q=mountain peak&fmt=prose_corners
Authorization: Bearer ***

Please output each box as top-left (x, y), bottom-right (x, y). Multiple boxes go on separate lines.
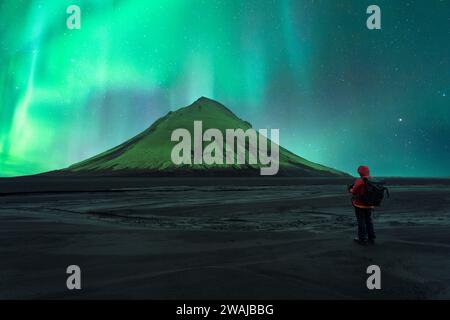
top-left (190, 96), bottom-right (226, 109)
top-left (195, 96), bottom-right (216, 103)
top-left (182, 96), bottom-right (238, 119)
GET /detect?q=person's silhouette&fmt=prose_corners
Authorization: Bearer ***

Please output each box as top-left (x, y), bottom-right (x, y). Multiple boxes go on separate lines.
top-left (348, 165), bottom-right (376, 245)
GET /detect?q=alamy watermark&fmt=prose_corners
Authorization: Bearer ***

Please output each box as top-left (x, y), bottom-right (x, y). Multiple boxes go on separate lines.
top-left (367, 5), bottom-right (382, 30)
top-left (66, 265), bottom-right (81, 290)
top-left (366, 264), bottom-right (381, 290)
top-left (66, 5), bottom-right (81, 30)
top-left (66, 4), bottom-right (381, 31)
top-left (170, 121), bottom-right (280, 176)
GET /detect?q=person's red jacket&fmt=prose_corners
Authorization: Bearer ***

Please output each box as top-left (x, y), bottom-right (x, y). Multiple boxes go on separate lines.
top-left (349, 165), bottom-right (374, 208)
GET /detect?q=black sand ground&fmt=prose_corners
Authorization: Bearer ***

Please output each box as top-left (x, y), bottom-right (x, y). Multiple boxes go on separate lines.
top-left (0, 177), bottom-right (449, 299)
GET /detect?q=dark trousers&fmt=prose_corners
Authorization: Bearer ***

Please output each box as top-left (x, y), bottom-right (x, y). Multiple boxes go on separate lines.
top-left (354, 206), bottom-right (375, 241)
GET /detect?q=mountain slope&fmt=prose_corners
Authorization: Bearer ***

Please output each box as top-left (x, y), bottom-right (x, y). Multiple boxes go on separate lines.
top-left (65, 97), bottom-right (347, 176)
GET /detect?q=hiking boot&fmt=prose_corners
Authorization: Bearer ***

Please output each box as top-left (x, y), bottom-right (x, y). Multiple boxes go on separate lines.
top-left (353, 238), bottom-right (368, 246)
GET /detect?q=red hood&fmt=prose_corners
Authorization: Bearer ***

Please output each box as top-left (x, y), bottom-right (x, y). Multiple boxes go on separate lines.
top-left (357, 165), bottom-right (370, 178)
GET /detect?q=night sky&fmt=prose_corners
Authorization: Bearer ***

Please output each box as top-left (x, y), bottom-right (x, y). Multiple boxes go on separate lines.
top-left (1, 0), bottom-right (449, 177)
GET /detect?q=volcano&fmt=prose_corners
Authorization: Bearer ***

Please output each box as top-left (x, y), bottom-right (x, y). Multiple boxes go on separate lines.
top-left (62, 97), bottom-right (347, 177)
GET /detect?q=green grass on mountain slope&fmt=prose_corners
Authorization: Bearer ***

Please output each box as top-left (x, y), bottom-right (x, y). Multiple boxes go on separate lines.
top-left (68, 97), bottom-right (346, 176)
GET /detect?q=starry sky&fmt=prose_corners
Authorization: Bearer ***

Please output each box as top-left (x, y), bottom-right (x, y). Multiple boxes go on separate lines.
top-left (0, 0), bottom-right (449, 177)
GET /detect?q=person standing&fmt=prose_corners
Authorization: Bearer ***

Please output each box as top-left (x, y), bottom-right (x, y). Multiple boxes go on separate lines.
top-left (349, 165), bottom-right (376, 245)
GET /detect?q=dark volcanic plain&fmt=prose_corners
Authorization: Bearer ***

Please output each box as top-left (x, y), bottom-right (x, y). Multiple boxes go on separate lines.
top-left (1, 176), bottom-right (450, 299)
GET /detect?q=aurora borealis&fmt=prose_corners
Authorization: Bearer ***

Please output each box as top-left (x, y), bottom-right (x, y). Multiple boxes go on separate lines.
top-left (0, 0), bottom-right (449, 177)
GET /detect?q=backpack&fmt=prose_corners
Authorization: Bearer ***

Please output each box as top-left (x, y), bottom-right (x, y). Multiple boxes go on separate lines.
top-left (360, 178), bottom-right (389, 207)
